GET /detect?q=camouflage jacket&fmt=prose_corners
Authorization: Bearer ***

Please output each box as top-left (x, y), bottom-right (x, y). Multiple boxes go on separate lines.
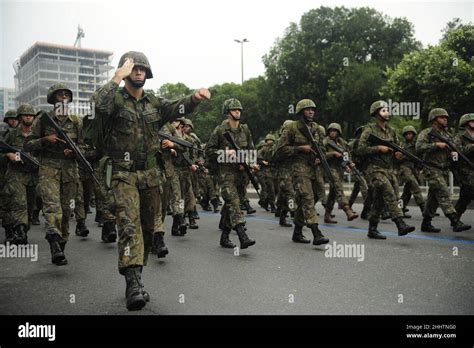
top-left (25, 111), bottom-right (83, 172)
top-left (454, 130), bottom-right (474, 182)
top-left (416, 126), bottom-right (454, 170)
top-left (358, 122), bottom-right (400, 172)
top-left (2, 126), bottom-right (38, 173)
top-left (92, 80), bottom-right (200, 172)
top-left (205, 119), bottom-right (255, 175)
top-left (397, 138), bottom-right (417, 170)
top-left (323, 136), bottom-right (349, 169)
top-left (274, 119), bottom-right (326, 176)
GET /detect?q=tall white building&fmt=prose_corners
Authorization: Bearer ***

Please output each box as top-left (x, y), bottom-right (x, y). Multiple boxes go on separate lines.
top-left (0, 87), bottom-right (17, 119)
top-left (14, 42), bottom-right (113, 111)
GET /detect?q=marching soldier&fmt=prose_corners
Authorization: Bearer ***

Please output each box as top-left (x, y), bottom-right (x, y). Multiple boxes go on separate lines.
top-left (205, 98), bottom-right (257, 249)
top-left (2, 104), bottom-right (39, 244)
top-left (25, 83), bottom-right (83, 265)
top-left (348, 126), bottom-right (369, 217)
top-left (358, 100), bottom-right (415, 239)
top-left (257, 133), bottom-right (277, 213)
top-left (274, 99), bottom-right (330, 245)
top-left (322, 123), bottom-right (358, 223)
top-left (454, 113), bottom-right (474, 219)
top-left (416, 108), bottom-right (471, 232)
top-left (92, 51), bottom-right (210, 310)
top-left (398, 126), bottom-right (425, 216)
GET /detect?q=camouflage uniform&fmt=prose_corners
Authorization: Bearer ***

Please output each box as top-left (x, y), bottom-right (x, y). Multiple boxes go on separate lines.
top-left (348, 134), bottom-right (369, 208)
top-left (398, 126), bottom-right (425, 214)
top-left (357, 100), bottom-right (414, 238)
top-left (454, 114), bottom-right (474, 218)
top-left (25, 93), bottom-right (83, 265)
top-left (274, 99), bottom-right (330, 245)
top-left (2, 105), bottom-right (39, 244)
top-left (257, 134), bottom-right (277, 212)
top-left (205, 98), bottom-right (256, 249)
top-left (322, 123), bottom-right (358, 223)
top-left (416, 108), bottom-right (471, 232)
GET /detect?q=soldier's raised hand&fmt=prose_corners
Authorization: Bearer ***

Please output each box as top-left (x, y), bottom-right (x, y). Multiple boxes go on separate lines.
top-left (113, 58), bottom-right (134, 84)
top-left (192, 88), bottom-right (211, 101)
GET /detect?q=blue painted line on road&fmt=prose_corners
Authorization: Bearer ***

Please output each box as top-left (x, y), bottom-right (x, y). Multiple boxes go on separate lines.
top-left (200, 211), bottom-right (474, 245)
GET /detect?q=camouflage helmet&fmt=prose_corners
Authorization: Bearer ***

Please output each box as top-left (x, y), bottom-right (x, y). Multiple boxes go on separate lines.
top-left (295, 99), bottom-right (316, 115)
top-left (327, 122), bottom-right (342, 134)
top-left (402, 125), bottom-right (417, 136)
top-left (118, 51), bottom-right (153, 79)
top-left (265, 133), bottom-right (276, 142)
top-left (370, 100), bottom-right (388, 115)
top-left (47, 83), bottom-right (73, 104)
top-left (222, 98), bottom-right (243, 116)
top-left (183, 118), bottom-right (194, 129)
top-left (459, 113), bottom-right (474, 128)
top-left (175, 117), bottom-right (186, 124)
top-left (3, 109), bottom-right (17, 122)
top-left (17, 104), bottom-right (36, 117)
top-left (428, 108), bottom-right (449, 122)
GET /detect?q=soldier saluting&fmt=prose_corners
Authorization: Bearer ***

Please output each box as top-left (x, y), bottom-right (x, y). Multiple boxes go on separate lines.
top-left (93, 51), bottom-right (210, 311)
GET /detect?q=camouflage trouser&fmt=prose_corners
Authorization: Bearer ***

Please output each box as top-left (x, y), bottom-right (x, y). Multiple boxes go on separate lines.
top-left (112, 168), bottom-right (162, 274)
top-left (38, 165), bottom-right (78, 242)
top-left (191, 171), bottom-right (200, 201)
top-left (237, 171), bottom-right (250, 205)
top-left (399, 165), bottom-right (425, 207)
top-left (198, 172), bottom-right (217, 205)
top-left (259, 169), bottom-right (276, 204)
top-left (293, 174), bottom-right (319, 226)
top-left (455, 181), bottom-right (474, 216)
top-left (366, 170), bottom-right (403, 223)
top-left (326, 167), bottom-right (349, 211)
top-left (3, 170), bottom-right (38, 228)
top-left (312, 166), bottom-right (326, 206)
top-left (177, 167), bottom-right (196, 215)
top-left (0, 170), bottom-right (11, 227)
top-left (219, 170), bottom-right (246, 229)
top-left (422, 167), bottom-right (456, 218)
top-left (276, 166), bottom-right (296, 213)
top-left (348, 174), bottom-right (368, 207)
top-left (162, 173), bottom-right (183, 220)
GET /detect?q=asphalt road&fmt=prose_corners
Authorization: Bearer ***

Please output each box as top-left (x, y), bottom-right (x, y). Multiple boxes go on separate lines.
top-left (1, 200), bottom-right (473, 315)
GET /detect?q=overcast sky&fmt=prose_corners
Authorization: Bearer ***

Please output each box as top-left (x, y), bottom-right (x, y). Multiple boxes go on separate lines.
top-left (1, 0), bottom-right (473, 90)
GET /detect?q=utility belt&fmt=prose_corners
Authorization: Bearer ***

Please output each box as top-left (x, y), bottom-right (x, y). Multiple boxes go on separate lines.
top-left (107, 150), bottom-right (159, 172)
top-left (41, 151), bottom-right (71, 160)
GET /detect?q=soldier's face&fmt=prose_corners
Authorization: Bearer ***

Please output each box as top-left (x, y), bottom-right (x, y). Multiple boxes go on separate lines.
top-left (55, 90), bottom-right (72, 104)
top-left (171, 120), bottom-right (180, 129)
top-left (229, 109), bottom-right (241, 119)
top-left (468, 121), bottom-right (474, 129)
top-left (378, 107), bottom-right (390, 120)
top-left (184, 125), bottom-right (192, 134)
top-left (21, 115), bottom-right (34, 126)
top-left (435, 116), bottom-right (448, 128)
top-left (302, 108), bottom-right (315, 121)
top-left (265, 140), bottom-right (274, 145)
top-left (7, 119), bottom-right (18, 128)
top-left (329, 130), bottom-right (338, 139)
top-left (404, 132), bottom-right (414, 141)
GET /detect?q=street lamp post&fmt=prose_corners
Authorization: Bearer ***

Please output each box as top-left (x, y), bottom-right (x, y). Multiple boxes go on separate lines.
top-left (234, 38), bottom-right (249, 84)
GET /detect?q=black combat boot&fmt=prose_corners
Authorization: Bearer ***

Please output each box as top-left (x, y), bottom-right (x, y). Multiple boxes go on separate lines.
top-left (31, 210), bottom-right (41, 225)
top-left (269, 202), bottom-right (277, 214)
top-left (367, 221), bottom-right (386, 239)
top-left (188, 212), bottom-right (198, 229)
top-left (220, 228), bottom-right (235, 248)
top-left (14, 224), bottom-right (28, 245)
top-left (309, 224), bottom-right (329, 245)
top-left (279, 210), bottom-right (292, 227)
top-left (95, 210), bottom-right (104, 227)
top-left (172, 214), bottom-right (187, 236)
top-left (292, 223), bottom-right (310, 243)
top-left (166, 204), bottom-right (173, 216)
top-left (243, 201), bottom-right (256, 215)
top-left (152, 232), bottom-right (169, 258)
top-left (211, 198), bottom-right (220, 213)
top-left (235, 224), bottom-right (255, 249)
top-left (46, 234), bottom-right (67, 265)
top-left (123, 266), bottom-right (146, 311)
top-left (421, 216), bottom-right (441, 233)
top-left (59, 241), bottom-right (67, 252)
top-left (75, 220), bottom-right (89, 237)
top-left (193, 207), bottom-right (200, 220)
top-left (274, 206), bottom-right (281, 218)
top-left (447, 213), bottom-right (471, 232)
top-left (393, 217), bottom-right (415, 236)
top-left (138, 266), bottom-right (150, 302)
top-left (258, 199), bottom-right (269, 211)
top-left (101, 220), bottom-right (117, 243)
top-left (4, 225), bottom-right (15, 244)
